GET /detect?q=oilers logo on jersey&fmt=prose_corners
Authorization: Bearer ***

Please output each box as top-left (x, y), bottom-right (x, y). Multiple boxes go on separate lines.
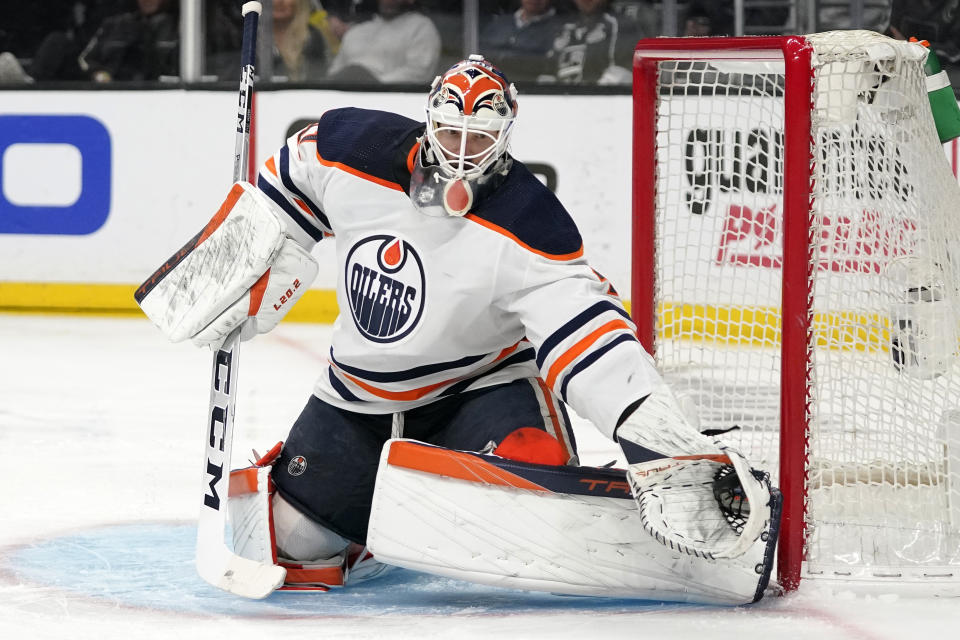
top-left (345, 235), bottom-right (425, 343)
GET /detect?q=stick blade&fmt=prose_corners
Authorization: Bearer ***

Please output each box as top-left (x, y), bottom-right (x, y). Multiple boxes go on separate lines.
top-left (197, 545), bottom-right (287, 599)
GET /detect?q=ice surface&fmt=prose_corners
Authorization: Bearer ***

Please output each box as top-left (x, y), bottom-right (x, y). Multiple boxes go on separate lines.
top-left (1, 315), bottom-right (957, 639)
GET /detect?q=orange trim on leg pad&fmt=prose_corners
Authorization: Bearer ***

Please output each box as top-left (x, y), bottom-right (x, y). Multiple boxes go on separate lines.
top-left (228, 467), bottom-right (263, 496)
top-left (387, 440), bottom-right (548, 491)
top-left (255, 441), bottom-right (284, 466)
top-left (229, 441), bottom-right (284, 496)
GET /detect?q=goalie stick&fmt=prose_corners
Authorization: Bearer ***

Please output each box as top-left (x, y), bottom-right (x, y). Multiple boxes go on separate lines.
top-left (194, 1), bottom-right (286, 599)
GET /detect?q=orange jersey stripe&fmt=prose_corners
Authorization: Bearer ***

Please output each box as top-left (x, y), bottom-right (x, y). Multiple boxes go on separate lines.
top-left (297, 124), bottom-right (318, 144)
top-left (387, 440), bottom-right (548, 492)
top-left (492, 341), bottom-right (521, 361)
top-left (265, 155), bottom-right (278, 177)
top-left (338, 370), bottom-right (453, 401)
top-left (545, 319), bottom-right (633, 389)
top-left (265, 158), bottom-right (315, 219)
top-left (292, 197), bottom-right (314, 217)
top-left (534, 377), bottom-right (572, 461)
top-left (464, 214), bottom-right (584, 261)
top-left (333, 341), bottom-right (522, 401)
top-left (316, 150), bottom-right (404, 192)
top-left (406, 141), bottom-right (421, 174)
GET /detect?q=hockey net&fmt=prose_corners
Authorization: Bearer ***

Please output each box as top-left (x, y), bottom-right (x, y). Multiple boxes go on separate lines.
top-left (632, 31), bottom-right (960, 591)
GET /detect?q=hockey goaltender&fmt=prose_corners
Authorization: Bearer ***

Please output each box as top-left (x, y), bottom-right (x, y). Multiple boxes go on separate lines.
top-left (137, 55), bottom-right (781, 605)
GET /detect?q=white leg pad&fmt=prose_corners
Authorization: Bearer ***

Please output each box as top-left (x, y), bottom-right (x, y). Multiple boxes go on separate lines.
top-left (228, 460), bottom-right (347, 591)
top-left (228, 465), bottom-right (278, 565)
top-left (367, 439), bottom-right (780, 606)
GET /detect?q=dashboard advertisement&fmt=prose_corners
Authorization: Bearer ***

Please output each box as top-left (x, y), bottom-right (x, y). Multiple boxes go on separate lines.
top-left (0, 89), bottom-right (957, 319)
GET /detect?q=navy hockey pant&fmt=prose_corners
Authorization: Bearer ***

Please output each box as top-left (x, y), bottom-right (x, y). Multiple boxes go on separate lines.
top-left (271, 377), bottom-right (577, 544)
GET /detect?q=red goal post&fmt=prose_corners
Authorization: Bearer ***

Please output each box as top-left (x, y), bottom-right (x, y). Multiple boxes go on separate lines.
top-left (632, 33), bottom-right (960, 593)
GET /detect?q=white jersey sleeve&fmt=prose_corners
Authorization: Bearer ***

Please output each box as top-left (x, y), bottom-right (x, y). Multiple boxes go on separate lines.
top-left (256, 122), bottom-right (333, 250)
top-left (500, 251), bottom-right (662, 439)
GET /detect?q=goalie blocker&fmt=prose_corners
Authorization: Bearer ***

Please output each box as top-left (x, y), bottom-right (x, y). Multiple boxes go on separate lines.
top-left (135, 181), bottom-right (318, 348)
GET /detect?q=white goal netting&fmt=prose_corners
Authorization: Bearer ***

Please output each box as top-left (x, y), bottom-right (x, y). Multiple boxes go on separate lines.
top-left (637, 31), bottom-right (960, 587)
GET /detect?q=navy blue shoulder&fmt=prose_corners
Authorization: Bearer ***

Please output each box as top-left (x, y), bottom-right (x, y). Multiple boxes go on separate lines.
top-left (472, 161), bottom-right (583, 258)
top-left (315, 108), bottom-right (423, 187)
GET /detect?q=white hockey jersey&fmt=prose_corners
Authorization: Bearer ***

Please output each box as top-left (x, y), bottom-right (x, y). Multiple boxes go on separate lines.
top-left (256, 108), bottom-right (662, 438)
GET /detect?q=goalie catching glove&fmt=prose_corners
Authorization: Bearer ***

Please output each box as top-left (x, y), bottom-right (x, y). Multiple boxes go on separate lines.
top-left (616, 381), bottom-right (780, 561)
top-left (135, 182), bottom-right (318, 349)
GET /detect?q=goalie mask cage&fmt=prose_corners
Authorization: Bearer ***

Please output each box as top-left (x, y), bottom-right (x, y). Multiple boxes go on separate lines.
top-left (632, 31), bottom-right (960, 592)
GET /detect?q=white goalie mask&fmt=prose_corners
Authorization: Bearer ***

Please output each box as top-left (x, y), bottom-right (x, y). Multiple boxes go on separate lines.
top-left (413, 55), bottom-right (518, 216)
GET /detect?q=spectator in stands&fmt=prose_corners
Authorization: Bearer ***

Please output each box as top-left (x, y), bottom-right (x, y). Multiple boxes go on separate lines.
top-left (310, 0), bottom-right (378, 57)
top-left (681, 2), bottom-right (732, 36)
top-left (0, 52), bottom-right (31, 84)
top-left (308, 2), bottom-right (346, 57)
top-left (479, 0), bottom-right (562, 83)
top-left (683, 5), bottom-right (713, 36)
top-left (27, 1), bottom-right (134, 81)
top-left (819, 0), bottom-right (892, 32)
top-left (0, 0), bottom-right (59, 83)
top-left (418, 5), bottom-right (457, 73)
top-left (609, 0), bottom-right (655, 68)
top-left (678, 1), bottom-right (787, 36)
top-left (888, 0), bottom-right (960, 70)
top-left (77, 0), bottom-right (178, 82)
top-left (202, 0), bottom-right (245, 80)
top-left (272, 0), bottom-right (328, 81)
top-left (326, 0), bottom-right (378, 23)
top-left (539, 0), bottom-right (630, 85)
top-left (0, 1), bottom-right (77, 66)
top-left (325, 0), bottom-right (441, 84)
